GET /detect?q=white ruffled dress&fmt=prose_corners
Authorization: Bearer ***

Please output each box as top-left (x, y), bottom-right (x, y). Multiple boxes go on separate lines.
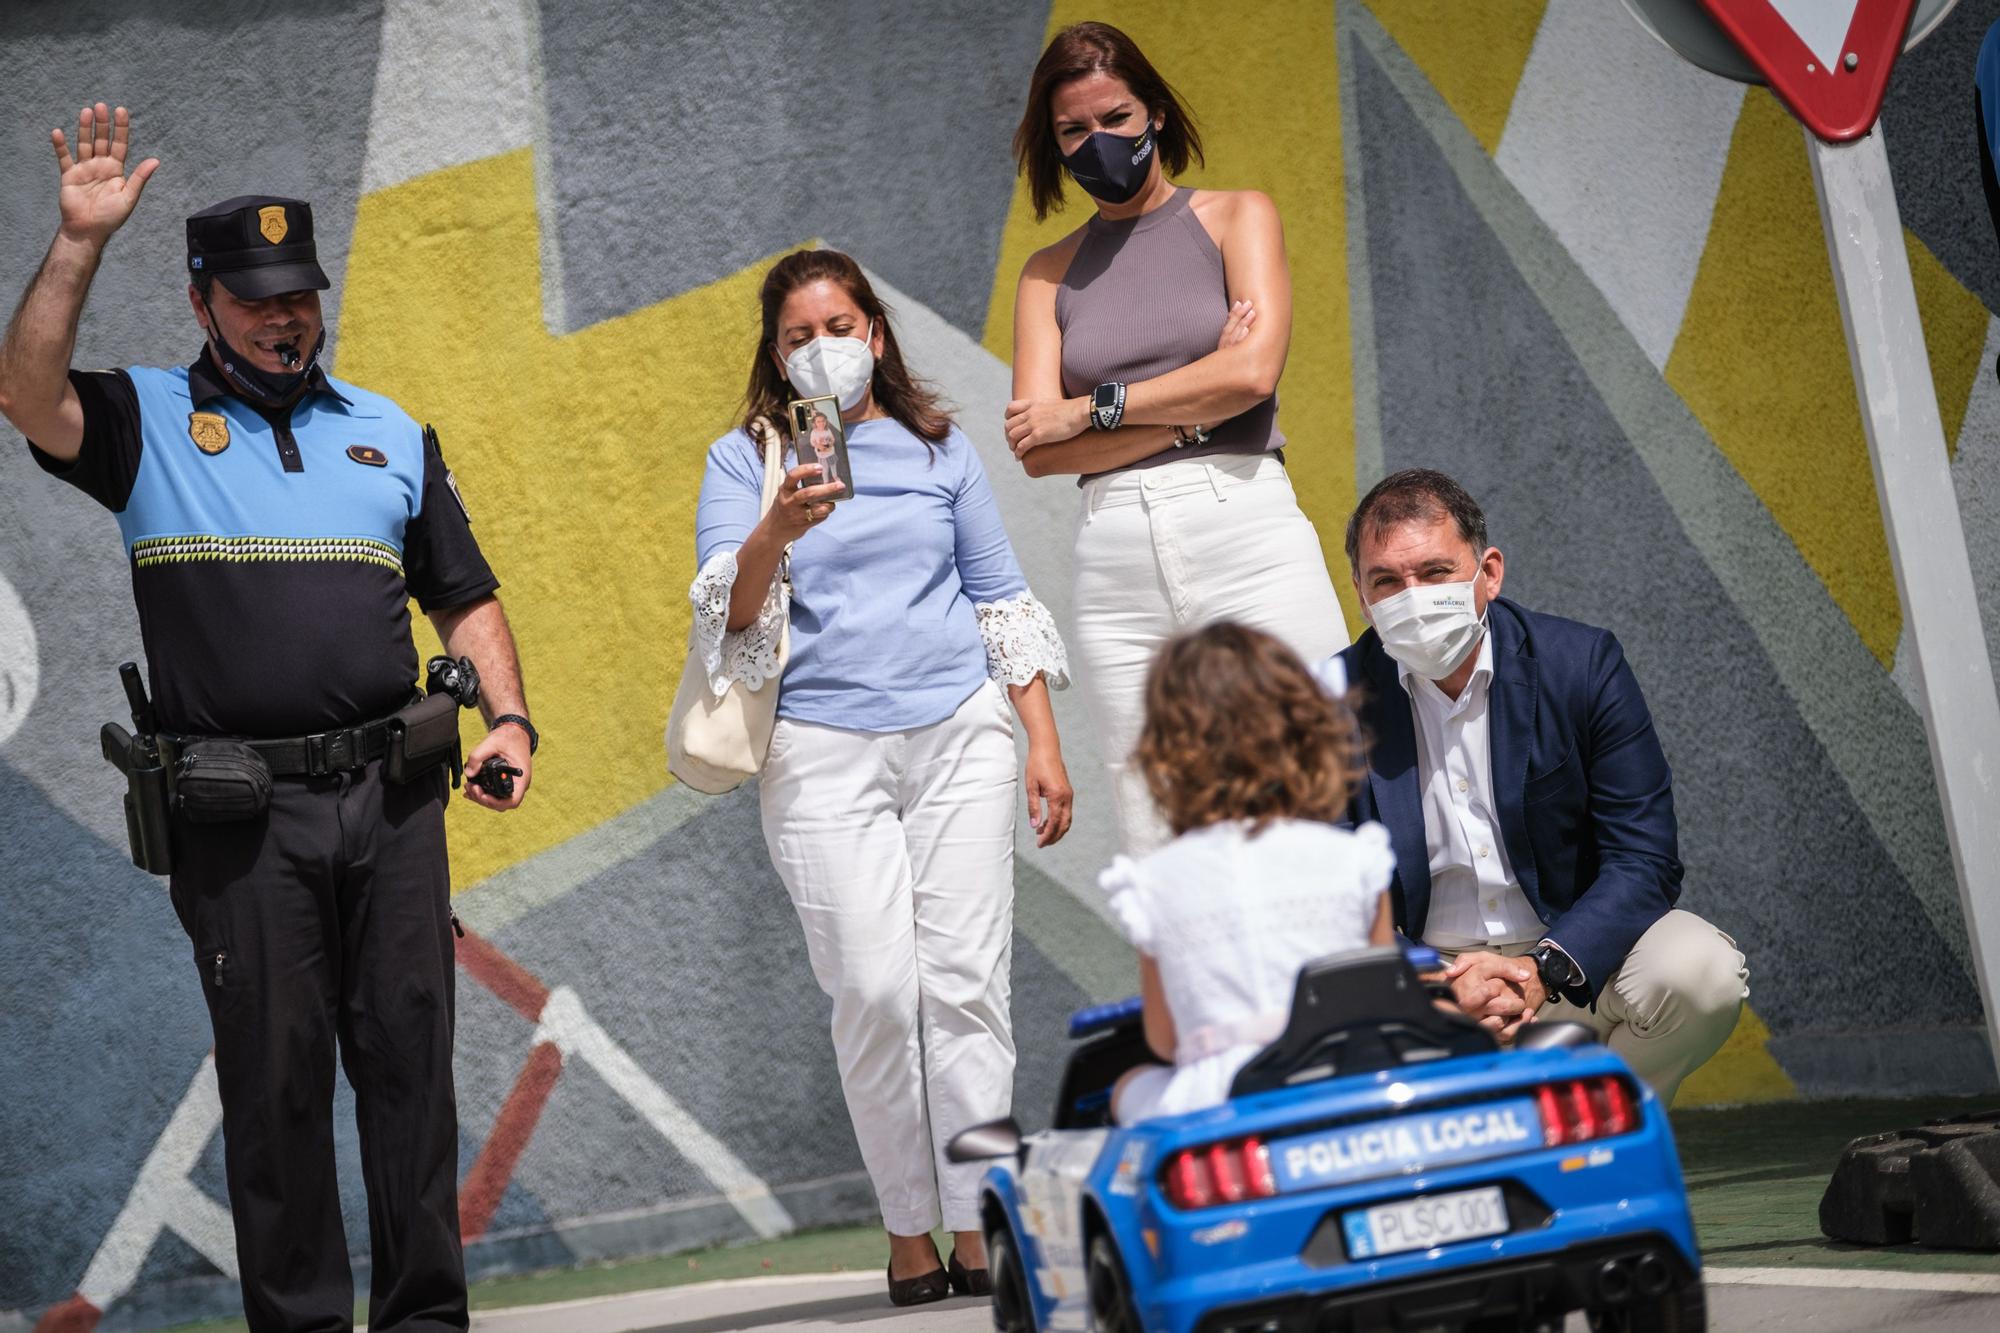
top-left (1102, 818), bottom-right (1396, 1123)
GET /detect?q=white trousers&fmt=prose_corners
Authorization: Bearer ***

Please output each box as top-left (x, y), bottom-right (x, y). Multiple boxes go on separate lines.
top-left (759, 679), bottom-right (1018, 1234)
top-left (1071, 453), bottom-right (1353, 854)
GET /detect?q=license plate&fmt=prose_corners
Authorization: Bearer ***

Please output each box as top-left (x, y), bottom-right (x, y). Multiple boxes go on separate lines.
top-left (1271, 1096), bottom-right (1543, 1191)
top-left (1341, 1186), bottom-right (1510, 1259)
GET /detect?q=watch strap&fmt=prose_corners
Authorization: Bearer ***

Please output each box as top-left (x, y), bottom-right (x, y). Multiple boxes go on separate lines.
top-left (492, 713), bottom-right (538, 755)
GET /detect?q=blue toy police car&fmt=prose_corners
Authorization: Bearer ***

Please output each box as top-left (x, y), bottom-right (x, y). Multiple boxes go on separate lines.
top-left (949, 946), bottom-right (1703, 1332)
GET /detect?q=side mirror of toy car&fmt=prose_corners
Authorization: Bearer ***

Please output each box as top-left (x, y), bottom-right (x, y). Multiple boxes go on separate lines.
top-left (947, 1116), bottom-right (1023, 1163)
top-left (1512, 1021), bottom-right (1599, 1052)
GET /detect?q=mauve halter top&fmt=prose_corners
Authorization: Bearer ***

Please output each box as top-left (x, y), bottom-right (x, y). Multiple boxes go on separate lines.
top-left (1054, 187), bottom-right (1283, 479)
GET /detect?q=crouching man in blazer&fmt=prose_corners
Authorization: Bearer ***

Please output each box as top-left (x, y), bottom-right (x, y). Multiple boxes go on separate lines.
top-left (1331, 468), bottom-right (1746, 1102)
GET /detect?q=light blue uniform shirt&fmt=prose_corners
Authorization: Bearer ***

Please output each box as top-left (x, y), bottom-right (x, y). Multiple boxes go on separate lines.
top-left (696, 419), bottom-right (1029, 732)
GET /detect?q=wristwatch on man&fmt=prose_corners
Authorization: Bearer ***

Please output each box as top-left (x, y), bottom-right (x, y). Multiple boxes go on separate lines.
top-left (1089, 381), bottom-right (1127, 432)
top-left (491, 713), bottom-right (538, 756)
top-left (1529, 939), bottom-right (1579, 999)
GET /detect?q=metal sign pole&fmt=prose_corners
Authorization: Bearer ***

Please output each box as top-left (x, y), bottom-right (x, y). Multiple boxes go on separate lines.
top-left (1808, 124), bottom-right (2000, 1077)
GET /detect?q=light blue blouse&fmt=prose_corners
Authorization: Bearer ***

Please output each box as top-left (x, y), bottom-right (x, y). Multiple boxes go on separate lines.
top-left (694, 418), bottom-right (1036, 732)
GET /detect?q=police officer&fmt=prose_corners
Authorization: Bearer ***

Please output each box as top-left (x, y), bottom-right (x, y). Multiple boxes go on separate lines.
top-left (0, 105), bottom-right (535, 1331)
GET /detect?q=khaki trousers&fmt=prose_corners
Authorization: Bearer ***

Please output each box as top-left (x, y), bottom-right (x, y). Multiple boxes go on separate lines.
top-left (1434, 909), bottom-right (1748, 1104)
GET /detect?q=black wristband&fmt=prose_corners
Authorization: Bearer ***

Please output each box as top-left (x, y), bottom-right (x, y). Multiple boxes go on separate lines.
top-left (491, 713), bottom-right (538, 756)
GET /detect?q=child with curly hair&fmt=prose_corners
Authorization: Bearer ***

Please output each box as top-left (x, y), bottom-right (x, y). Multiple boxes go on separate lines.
top-left (1105, 622), bottom-right (1396, 1124)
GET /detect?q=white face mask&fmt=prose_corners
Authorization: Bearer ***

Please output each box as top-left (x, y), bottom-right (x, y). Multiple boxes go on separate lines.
top-left (1367, 579), bottom-right (1484, 680)
top-left (783, 320), bottom-right (875, 411)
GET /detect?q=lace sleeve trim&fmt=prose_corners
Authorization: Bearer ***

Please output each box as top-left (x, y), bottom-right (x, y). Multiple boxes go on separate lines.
top-left (688, 549), bottom-right (787, 695)
top-left (974, 591), bottom-right (1070, 689)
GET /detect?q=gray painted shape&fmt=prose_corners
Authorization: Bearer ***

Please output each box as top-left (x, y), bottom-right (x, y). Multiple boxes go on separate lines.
top-left (1882, 0), bottom-right (2000, 316)
top-left (530, 0), bottom-right (1050, 336)
top-left (0, 759), bottom-right (212, 1310)
top-left (1349, 1), bottom-right (1980, 1020)
top-left (1347, 41), bottom-right (1982, 1060)
top-left (1894, 313), bottom-right (2000, 707)
top-left (1338, 9), bottom-right (1386, 493)
top-left (0, 0), bottom-right (386, 842)
top-left (486, 780), bottom-right (1087, 1225)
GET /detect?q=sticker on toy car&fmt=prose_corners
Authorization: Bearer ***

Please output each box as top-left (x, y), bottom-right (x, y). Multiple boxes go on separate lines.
top-left (1272, 1096), bottom-right (1543, 1190)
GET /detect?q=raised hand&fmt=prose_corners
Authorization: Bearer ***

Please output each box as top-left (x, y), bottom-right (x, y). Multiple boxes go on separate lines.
top-left (52, 104), bottom-right (159, 248)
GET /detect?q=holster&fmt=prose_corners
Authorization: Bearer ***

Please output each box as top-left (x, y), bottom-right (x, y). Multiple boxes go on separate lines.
top-left (386, 690), bottom-right (463, 786)
top-left (100, 723), bottom-right (174, 875)
top-left (173, 739), bottom-right (274, 824)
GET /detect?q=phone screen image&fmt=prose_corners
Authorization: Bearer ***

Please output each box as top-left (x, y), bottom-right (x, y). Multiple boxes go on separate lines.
top-left (788, 396), bottom-right (853, 501)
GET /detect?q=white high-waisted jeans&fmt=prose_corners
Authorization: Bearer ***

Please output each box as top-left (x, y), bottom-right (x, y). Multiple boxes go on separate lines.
top-left (1073, 453), bottom-right (1351, 853)
top-left (759, 679), bottom-right (1017, 1234)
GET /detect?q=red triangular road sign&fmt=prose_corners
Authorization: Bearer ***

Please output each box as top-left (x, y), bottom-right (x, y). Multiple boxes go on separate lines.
top-left (1699, 0), bottom-right (1917, 141)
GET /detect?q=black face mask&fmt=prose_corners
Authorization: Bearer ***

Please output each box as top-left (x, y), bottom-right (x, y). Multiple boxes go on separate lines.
top-left (1062, 118), bottom-right (1158, 205)
top-left (203, 300), bottom-right (323, 411)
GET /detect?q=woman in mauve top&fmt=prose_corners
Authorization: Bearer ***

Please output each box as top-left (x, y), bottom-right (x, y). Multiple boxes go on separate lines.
top-left (1004, 21), bottom-right (1351, 855)
top-left (690, 248), bottom-right (1072, 1307)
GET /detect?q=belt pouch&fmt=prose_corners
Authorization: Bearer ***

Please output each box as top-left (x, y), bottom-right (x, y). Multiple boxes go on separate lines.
top-left (387, 691), bottom-right (462, 785)
top-left (174, 740), bottom-right (273, 824)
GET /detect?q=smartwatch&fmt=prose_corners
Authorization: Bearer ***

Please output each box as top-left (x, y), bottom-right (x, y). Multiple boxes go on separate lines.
top-left (491, 713), bottom-right (539, 756)
top-left (1529, 940), bottom-right (1578, 997)
top-left (1089, 382), bottom-right (1127, 432)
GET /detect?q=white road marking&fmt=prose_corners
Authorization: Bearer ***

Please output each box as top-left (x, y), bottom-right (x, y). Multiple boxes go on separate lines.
top-left (1707, 1265), bottom-right (2000, 1294)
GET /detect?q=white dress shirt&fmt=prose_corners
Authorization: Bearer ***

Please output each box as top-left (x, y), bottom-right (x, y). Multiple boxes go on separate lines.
top-left (1400, 630), bottom-right (1546, 949)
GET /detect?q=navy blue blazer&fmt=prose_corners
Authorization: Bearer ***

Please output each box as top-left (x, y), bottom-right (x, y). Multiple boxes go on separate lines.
top-left (1337, 597), bottom-right (1683, 1000)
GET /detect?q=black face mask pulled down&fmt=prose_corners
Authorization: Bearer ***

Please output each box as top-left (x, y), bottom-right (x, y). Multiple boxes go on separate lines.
top-left (203, 303), bottom-right (324, 412)
top-left (1062, 119), bottom-right (1157, 205)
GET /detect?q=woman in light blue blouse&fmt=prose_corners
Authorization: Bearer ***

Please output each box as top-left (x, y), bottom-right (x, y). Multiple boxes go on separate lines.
top-left (691, 249), bottom-right (1072, 1306)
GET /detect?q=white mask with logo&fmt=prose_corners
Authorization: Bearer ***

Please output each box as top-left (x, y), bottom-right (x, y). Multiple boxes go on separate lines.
top-left (783, 320), bottom-right (875, 411)
top-left (1368, 580), bottom-right (1484, 680)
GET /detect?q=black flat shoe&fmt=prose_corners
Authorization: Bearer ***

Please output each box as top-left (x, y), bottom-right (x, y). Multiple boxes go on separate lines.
top-left (887, 1261), bottom-right (951, 1306)
top-left (948, 1252), bottom-right (993, 1297)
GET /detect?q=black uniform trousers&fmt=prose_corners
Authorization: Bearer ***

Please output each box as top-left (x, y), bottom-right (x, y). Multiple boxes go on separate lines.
top-left (167, 760), bottom-right (467, 1333)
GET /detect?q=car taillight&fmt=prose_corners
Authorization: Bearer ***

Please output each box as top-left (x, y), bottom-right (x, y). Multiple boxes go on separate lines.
top-left (1163, 1135), bottom-right (1278, 1209)
top-left (1536, 1076), bottom-right (1639, 1146)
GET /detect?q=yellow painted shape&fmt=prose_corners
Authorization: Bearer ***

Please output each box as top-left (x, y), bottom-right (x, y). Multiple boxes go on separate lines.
top-left (1363, 0), bottom-right (1548, 155)
top-left (336, 148), bottom-right (783, 887)
top-left (981, 1), bottom-right (1362, 631)
top-left (1666, 91), bottom-right (1989, 666)
top-left (1672, 1004), bottom-right (1796, 1107)
top-left (1912, 232), bottom-right (1988, 465)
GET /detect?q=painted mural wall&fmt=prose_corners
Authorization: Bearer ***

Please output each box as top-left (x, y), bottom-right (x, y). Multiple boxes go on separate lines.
top-left (3, 0), bottom-right (1998, 1326)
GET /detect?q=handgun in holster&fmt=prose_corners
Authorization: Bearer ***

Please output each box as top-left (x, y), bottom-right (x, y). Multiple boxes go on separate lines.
top-left (100, 661), bottom-right (173, 875)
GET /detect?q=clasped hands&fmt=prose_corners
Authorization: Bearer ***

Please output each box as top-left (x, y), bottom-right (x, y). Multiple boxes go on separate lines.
top-left (1427, 951), bottom-right (1548, 1042)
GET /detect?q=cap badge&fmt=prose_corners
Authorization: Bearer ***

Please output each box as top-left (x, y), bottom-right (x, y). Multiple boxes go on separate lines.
top-left (257, 205), bottom-right (288, 245)
top-left (188, 412), bottom-right (231, 455)
top-left (347, 444), bottom-right (388, 467)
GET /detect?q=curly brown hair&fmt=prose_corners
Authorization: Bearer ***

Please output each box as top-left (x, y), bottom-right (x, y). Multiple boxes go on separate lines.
top-left (1134, 623), bottom-right (1368, 837)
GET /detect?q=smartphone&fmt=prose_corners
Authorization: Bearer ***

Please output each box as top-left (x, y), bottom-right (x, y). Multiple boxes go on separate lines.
top-left (787, 395), bottom-right (853, 502)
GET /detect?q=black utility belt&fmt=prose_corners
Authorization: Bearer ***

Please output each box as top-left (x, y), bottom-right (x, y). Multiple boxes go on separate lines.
top-left (164, 694), bottom-right (462, 827)
top-left (168, 720), bottom-right (391, 778)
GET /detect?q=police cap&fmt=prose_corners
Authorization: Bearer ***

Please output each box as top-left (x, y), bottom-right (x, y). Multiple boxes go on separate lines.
top-left (185, 195), bottom-right (330, 300)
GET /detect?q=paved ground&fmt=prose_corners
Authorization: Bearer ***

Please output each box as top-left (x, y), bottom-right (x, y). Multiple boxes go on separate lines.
top-left (164, 1098), bottom-right (2000, 1331)
top-left (463, 1267), bottom-right (2000, 1332)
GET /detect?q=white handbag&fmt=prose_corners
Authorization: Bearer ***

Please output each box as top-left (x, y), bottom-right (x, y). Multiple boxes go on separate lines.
top-left (665, 422), bottom-right (790, 794)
